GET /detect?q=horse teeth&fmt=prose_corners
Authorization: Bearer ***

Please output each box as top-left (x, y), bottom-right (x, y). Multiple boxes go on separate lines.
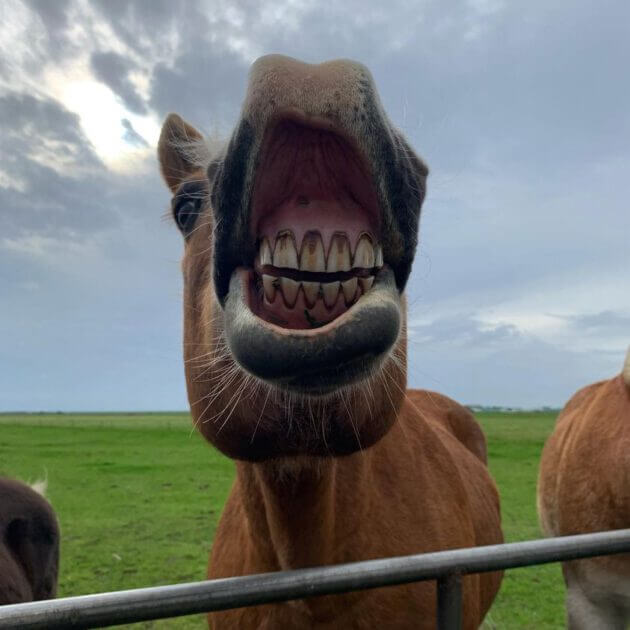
top-left (359, 276), bottom-right (374, 292)
top-left (280, 277), bottom-right (299, 307)
top-left (322, 281), bottom-right (340, 308)
top-left (354, 234), bottom-right (375, 268)
top-left (262, 274), bottom-right (276, 301)
top-left (273, 231), bottom-right (298, 269)
top-left (302, 281), bottom-right (319, 306)
top-left (341, 278), bottom-right (358, 304)
top-left (375, 244), bottom-right (383, 268)
top-left (260, 230), bottom-right (381, 310)
top-left (327, 233), bottom-right (351, 272)
top-left (299, 231), bottom-right (326, 272)
top-left (259, 237), bottom-right (273, 266)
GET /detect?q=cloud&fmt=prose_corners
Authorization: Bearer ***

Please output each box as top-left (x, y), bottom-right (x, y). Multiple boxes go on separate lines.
top-left (567, 311), bottom-right (630, 332)
top-left (149, 50), bottom-right (248, 132)
top-left (1, 0), bottom-right (629, 410)
top-left (0, 90), bottom-right (121, 240)
top-left (553, 311), bottom-right (630, 354)
top-left (406, 313), bottom-right (624, 408)
top-left (89, 0), bottom-right (189, 57)
top-left (1, 233), bottom-right (91, 258)
top-left (90, 51), bottom-right (147, 115)
top-left (23, 0), bottom-right (71, 31)
top-left (0, 91), bottom-right (101, 173)
top-left (0, 1), bottom-right (66, 78)
top-left (121, 118), bottom-right (149, 147)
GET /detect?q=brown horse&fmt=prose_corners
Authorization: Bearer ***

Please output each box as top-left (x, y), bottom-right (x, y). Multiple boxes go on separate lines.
top-left (538, 348), bottom-right (630, 629)
top-left (0, 477), bottom-right (59, 605)
top-left (158, 55), bottom-right (503, 629)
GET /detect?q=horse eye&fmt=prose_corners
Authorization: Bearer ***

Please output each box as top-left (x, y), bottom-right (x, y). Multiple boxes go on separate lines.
top-left (172, 183), bottom-right (205, 237)
top-left (174, 198), bottom-right (201, 235)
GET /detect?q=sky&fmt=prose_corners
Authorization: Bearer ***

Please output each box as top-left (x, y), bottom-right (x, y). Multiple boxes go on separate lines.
top-left (1, 0), bottom-right (628, 411)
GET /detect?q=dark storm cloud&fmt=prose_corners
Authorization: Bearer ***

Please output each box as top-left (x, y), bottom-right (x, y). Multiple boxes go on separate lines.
top-left (91, 52), bottom-right (147, 115)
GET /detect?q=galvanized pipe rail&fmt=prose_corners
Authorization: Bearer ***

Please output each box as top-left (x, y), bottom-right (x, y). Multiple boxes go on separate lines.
top-left (3, 529), bottom-right (630, 630)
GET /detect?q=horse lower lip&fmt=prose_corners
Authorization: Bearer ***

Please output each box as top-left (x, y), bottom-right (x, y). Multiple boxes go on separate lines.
top-left (223, 266), bottom-right (401, 392)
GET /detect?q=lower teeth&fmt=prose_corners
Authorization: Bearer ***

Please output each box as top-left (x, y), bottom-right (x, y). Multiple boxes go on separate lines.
top-left (262, 274), bottom-right (374, 310)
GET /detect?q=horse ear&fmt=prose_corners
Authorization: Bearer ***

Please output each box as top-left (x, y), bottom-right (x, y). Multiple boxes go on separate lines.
top-left (158, 113), bottom-right (204, 193)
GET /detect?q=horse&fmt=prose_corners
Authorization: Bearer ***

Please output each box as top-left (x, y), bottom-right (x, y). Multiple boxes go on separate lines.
top-left (158, 54), bottom-right (503, 628)
top-left (0, 477), bottom-right (59, 605)
top-left (538, 348), bottom-right (630, 629)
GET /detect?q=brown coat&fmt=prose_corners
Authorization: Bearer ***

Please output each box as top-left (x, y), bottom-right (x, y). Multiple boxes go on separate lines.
top-left (538, 349), bottom-right (630, 627)
top-left (207, 391), bottom-right (502, 629)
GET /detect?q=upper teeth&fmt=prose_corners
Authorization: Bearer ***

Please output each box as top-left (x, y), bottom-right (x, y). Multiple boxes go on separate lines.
top-left (272, 230), bottom-right (298, 269)
top-left (353, 235), bottom-right (375, 268)
top-left (299, 231), bottom-right (326, 272)
top-left (260, 231), bottom-right (382, 273)
top-left (258, 231), bottom-right (384, 310)
top-left (259, 238), bottom-right (273, 266)
top-left (327, 233), bottom-right (352, 272)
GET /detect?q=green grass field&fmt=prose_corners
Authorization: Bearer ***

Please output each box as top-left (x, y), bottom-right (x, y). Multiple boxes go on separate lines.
top-left (0, 411), bottom-right (563, 628)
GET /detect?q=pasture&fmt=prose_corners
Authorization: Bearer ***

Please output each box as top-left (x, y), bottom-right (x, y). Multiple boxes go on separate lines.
top-left (0, 410), bottom-right (562, 628)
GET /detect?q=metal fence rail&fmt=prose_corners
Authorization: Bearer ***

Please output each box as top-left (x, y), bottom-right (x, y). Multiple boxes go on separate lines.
top-left (3, 529), bottom-right (630, 630)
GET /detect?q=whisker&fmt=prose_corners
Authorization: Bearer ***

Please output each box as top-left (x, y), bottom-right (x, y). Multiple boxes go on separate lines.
top-left (250, 384), bottom-right (272, 444)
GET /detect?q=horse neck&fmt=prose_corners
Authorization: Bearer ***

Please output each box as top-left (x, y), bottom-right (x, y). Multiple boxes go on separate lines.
top-left (235, 451), bottom-right (375, 570)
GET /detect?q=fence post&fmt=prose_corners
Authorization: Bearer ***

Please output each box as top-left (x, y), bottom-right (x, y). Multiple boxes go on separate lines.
top-left (436, 573), bottom-right (462, 630)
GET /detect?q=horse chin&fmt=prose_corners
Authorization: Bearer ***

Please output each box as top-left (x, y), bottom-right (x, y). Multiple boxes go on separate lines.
top-left (223, 265), bottom-right (401, 395)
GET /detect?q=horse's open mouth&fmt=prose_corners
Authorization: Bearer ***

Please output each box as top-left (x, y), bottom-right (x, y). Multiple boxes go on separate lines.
top-left (221, 117), bottom-right (405, 393)
top-left (248, 118), bottom-right (383, 330)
